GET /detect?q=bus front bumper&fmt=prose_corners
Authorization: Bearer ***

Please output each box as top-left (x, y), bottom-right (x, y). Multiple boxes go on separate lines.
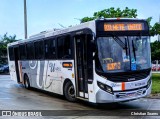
top-left (96, 82), bottom-right (152, 103)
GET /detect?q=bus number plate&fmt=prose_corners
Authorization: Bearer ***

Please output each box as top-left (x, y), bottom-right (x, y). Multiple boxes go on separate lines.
top-left (126, 92), bottom-right (136, 97)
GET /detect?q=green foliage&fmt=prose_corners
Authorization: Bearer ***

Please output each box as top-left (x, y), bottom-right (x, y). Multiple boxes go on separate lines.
top-left (146, 17), bottom-right (153, 31)
top-left (0, 33), bottom-right (18, 64)
top-left (146, 17), bottom-right (160, 36)
top-left (150, 22), bottom-right (160, 36)
top-left (81, 7), bottom-right (137, 23)
top-left (151, 41), bottom-right (160, 60)
top-left (81, 7), bottom-right (160, 60)
top-left (152, 73), bottom-right (160, 94)
top-left (81, 7), bottom-right (160, 37)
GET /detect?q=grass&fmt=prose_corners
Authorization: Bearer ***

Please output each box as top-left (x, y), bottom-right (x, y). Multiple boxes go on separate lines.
top-left (152, 73), bottom-right (160, 94)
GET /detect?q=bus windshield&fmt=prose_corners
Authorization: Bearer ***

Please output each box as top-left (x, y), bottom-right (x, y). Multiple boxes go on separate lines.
top-left (96, 36), bottom-right (151, 73)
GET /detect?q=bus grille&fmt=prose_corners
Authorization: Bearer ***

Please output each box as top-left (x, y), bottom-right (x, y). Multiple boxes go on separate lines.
top-left (106, 69), bottom-right (151, 82)
top-left (115, 88), bottom-right (145, 99)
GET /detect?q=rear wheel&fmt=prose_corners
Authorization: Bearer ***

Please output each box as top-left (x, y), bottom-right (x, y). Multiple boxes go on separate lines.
top-left (24, 75), bottom-right (30, 89)
top-left (64, 81), bottom-right (76, 102)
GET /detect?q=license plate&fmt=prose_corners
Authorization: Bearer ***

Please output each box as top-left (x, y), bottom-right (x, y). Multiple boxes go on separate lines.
top-left (127, 92), bottom-right (136, 97)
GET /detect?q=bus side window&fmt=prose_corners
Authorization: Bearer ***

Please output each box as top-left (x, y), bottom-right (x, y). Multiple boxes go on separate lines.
top-left (64, 36), bottom-right (72, 59)
top-left (19, 44), bottom-right (27, 60)
top-left (57, 35), bottom-right (72, 59)
top-left (44, 38), bottom-right (56, 59)
top-left (27, 42), bottom-right (35, 59)
top-left (44, 39), bottom-right (50, 59)
top-left (51, 39), bottom-right (56, 58)
top-left (34, 42), bottom-right (39, 59)
top-left (34, 40), bottom-right (44, 59)
top-left (39, 40), bottom-right (44, 59)
top-left (9, 47), bottom-right (14, 61)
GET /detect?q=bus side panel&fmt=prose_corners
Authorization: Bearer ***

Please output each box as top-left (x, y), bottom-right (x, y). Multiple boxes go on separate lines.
top-left (20, 61), bottom-right (30, 84)
top-left (56, 60), bottom-right (75, 95)
top-left (35, 60), bottom-right (45, 89)
top-left (28, 60), bottom-right (45, 89)
top-left (22, 60), bottom-right (58, 93)
top-left (44, 60), bottom-right (57, 92)
top-left (19, 58), bottom-right (76, 96)
top-left (88, 61), bottom-right (96, 103)
top-left (21, 59), bottom-right (75, 96)
top-left (9, 61), bottom-right (17, 82)
top-left (21, 60), bottom-right (39, 88)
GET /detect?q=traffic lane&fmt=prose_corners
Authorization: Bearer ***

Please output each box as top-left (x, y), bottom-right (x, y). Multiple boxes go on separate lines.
top-left (0, 75), bottom-right (160, 119)
top-left (0, 75), bottom-right (93, 110)
top-left (0, 75), bottom-right (159, 110)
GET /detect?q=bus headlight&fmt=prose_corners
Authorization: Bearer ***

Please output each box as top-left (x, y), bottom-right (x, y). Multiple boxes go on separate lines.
top-left (97, 81), bottom-right (113, 94)
top-left (147, 78), bottom-right (151, 89)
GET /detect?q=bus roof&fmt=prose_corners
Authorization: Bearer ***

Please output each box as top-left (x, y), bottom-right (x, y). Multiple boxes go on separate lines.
top-left (8, 20), bottom-right (96, 47)
top-left (8, 18), bottom-right (146, 47)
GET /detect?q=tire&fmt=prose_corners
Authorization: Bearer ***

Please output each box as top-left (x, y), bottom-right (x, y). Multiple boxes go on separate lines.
top-left (64, 81), bottom-right (76, 102)
top-left (24, 75), bottom-right (30, 89)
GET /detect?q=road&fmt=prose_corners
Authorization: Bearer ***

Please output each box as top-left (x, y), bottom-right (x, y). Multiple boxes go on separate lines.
top-left (0, 75), bottom-right (160, 119)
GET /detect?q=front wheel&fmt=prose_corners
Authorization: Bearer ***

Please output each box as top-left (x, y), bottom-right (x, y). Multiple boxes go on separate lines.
top-left (64, 81), bottom-right (76, 102)
top-left (24, 75), bottom-right (30, 89)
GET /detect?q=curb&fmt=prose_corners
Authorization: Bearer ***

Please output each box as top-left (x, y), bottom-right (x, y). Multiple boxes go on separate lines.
top-left (146, 94), bottom-right (160, 99)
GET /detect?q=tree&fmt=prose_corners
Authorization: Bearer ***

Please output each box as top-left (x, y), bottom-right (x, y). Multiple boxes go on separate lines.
top-left (81, 7), bottom-right (137, 23)
top-left (151, 41), bottom-right (160, 60)
top-left (81, 7), bottom-right (160, 36)
top-left (147, 18), bottom-right (160, 60)
top-left (150, 22), bottom-right (160, 36)
top-left (0, 33), bottom-right (18, 64)
top-left (80, 7), bottom-right (160, 61)
top-left (146, 17), bottom-right (160, 36)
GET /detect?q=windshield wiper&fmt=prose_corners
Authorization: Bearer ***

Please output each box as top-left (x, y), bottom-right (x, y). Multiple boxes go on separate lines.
top-left (125, 38), bottom-right (128, 56)
top-left (113, 36), bottom-right (125, 49)
top-left (112, 36), bottom-right (128, 56)
top-left (132, 40), bottom-right (136, 61)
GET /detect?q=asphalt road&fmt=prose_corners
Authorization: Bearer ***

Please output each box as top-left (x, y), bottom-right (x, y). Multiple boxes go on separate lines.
top-left (0, 75), bottom-right (160, 119)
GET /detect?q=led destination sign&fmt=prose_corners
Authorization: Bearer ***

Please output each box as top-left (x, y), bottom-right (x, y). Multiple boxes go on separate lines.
top-left (104, 23), bottom-right (144, 31)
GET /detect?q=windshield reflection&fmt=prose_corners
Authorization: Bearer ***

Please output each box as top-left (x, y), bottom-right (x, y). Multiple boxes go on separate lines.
top-left (130, 36), bottom-right (151, 70)
top-left (96, 36), bottom-right (151, 73)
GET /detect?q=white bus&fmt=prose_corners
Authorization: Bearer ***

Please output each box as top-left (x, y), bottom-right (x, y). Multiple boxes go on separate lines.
top-left (8, 19), bottom-right (152, 103)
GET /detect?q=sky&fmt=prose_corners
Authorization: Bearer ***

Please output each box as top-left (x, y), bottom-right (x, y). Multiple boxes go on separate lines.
top-left (0, 0), bottom-right (160, 41)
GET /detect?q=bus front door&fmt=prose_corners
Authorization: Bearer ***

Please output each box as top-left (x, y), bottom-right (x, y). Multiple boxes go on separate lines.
top-left (75, 34), bottom-right (93, 99)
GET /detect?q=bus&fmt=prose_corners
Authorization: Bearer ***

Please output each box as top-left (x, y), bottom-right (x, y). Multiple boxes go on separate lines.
top-left (7, 18), bottom-right (152, 103)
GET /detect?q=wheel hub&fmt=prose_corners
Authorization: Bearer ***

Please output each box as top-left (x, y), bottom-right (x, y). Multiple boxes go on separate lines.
top-left (68, 86), bottom-right (75, 97)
